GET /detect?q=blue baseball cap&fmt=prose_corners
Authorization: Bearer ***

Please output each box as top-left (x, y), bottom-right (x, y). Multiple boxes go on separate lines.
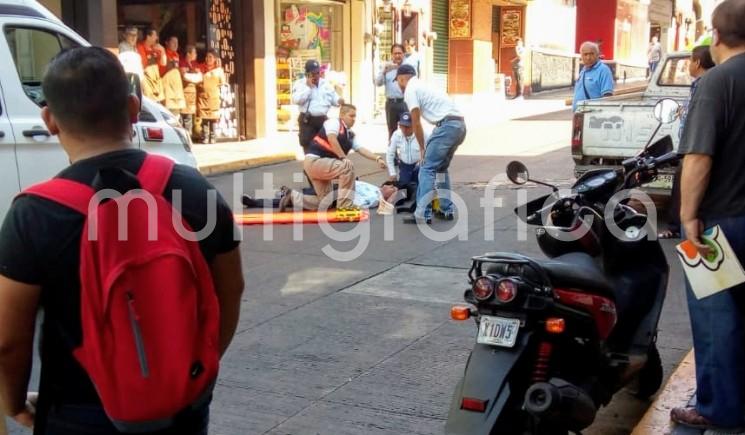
top-left (395, 64), bottom-right (417, 78)
top-left (305, 59), bottom-right (321, 74)
top-left (399, 112), bottom-right (412, 126)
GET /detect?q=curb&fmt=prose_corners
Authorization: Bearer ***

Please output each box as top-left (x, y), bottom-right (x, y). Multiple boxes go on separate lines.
top-left (632, 349), bottom-right (696, 435)
top-left (197, 153), bottom-right (297, 176)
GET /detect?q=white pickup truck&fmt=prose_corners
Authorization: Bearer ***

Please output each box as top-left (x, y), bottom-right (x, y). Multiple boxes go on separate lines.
top-left (571, 52), bottom-right (692, 194)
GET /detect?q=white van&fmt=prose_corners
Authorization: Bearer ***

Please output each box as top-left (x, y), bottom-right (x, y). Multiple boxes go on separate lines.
top-left (0, 0), bottom-right (198, 219)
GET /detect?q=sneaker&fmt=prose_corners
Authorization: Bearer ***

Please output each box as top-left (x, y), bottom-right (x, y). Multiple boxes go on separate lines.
top-left (434, 210), bottom-right (455, 221)
top-left (670, 407), bottom-right (744, 433)
top-left (671, 407), bottom-right (714, 429)
top-left (402, 214), bottom-right (431, 225)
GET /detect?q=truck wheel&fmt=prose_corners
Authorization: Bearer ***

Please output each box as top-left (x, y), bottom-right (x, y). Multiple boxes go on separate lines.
top-left (635, 345), bottom-right (663, 400)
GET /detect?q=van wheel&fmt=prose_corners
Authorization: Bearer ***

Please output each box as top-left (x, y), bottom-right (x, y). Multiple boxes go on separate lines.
top-left (636, 345), bottom-right (663, 399)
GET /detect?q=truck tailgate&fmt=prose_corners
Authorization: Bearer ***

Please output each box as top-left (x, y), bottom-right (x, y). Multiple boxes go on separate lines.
top-left (580, 103), bottom-right (681, 157)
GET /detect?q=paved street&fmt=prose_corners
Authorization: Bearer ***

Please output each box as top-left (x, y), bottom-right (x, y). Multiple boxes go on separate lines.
top-left (205, 110), bottom-right (691, 435)
top-left (6, 105), bottom-right (691, 435)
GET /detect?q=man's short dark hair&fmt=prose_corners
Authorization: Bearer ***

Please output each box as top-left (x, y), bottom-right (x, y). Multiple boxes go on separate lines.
top-left (145, 28), bottom-right (158, 38)
top-left (391, 43), bottom-right (405, 53)
top-left (340, 104), bottom-right (357, 115)
top-left (42, 47), bottom-right (131, 136)
top-left (712, 0), bottom-right (745, 48)
top-left (692, 45), bottom-right (715, 70)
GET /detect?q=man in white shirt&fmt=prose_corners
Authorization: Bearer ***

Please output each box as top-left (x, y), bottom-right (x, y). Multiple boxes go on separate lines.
top-left (280, 105), bottom-right (387, 211)
top-left (292, 59), bottom-right (344, 152)
top-left (376, 44), bottom-right (409, 138)
top-left (386, 112), bottom-right (426, 187)
top-left (395, 64), bottom-right (467, 224)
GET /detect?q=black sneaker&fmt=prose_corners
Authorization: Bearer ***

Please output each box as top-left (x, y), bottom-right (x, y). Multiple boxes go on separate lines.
top-left (434, 210), bottom-right (455, 221)
top-left (402, 215), bottom-right (431, 224)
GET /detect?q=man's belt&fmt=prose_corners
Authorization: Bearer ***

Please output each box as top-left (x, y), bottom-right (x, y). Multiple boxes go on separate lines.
top-left (300, 113), bottom-right (328, 120)
top-left (387, 98), bottom-right (405, 103)
top-left (436, 115), bottom-right (465, 127)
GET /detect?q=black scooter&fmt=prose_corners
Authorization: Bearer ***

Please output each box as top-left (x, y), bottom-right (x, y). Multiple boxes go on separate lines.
top-left (445, 99), bottom-right (682, 435)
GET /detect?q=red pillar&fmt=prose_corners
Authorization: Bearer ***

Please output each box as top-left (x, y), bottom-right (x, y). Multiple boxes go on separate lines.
top-left (575, 0), bottom-right (617, 60)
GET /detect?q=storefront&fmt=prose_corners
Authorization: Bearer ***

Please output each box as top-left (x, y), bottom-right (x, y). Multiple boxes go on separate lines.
top-left (116, 0), bottom-right (242, 140)
top-left (274, 0), bottom-right (347, 130)
top-left (40, 0), bottom-right (268, 140)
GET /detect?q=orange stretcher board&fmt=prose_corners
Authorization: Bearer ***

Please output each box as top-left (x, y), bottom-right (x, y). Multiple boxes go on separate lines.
top-left (235, 209), bottom-right (369, 225)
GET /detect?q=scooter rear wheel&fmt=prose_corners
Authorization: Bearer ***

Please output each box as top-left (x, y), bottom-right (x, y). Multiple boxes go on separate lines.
top-left (635, 344), bottom-right (663, 399)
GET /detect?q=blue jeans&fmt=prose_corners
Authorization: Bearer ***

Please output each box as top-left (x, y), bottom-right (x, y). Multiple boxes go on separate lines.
top-left (684, 215), bottom-right (745, 428)
top-left (414, 119), bottom-right (467, 219)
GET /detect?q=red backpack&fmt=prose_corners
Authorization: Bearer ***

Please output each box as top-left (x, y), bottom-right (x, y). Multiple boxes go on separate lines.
top-left (22, 154), bottom-right (220, 432)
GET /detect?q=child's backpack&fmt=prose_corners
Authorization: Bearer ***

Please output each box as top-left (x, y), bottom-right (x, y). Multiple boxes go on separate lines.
top-left (22, 154), bottom-right (220, 432)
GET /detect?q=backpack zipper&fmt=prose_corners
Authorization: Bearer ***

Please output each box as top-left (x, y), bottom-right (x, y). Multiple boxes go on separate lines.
top-left (127, 291), bottom-right (150, 378)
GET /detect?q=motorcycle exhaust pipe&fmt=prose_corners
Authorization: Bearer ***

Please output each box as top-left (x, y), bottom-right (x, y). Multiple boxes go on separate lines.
top-left (523, 378), bottom-right (597, 431)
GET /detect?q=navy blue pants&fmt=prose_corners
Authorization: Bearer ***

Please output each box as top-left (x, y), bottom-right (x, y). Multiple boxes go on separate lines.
top-left (397, 162), bottom-right (419, 187)
top-left (685, 215), bottom-right (745, 428)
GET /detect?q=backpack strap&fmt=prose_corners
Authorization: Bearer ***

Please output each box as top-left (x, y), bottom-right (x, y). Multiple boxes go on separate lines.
top-left (137, 154), bottom-right (175, 195)
top-left (21, 179), bottom-right (95, 215)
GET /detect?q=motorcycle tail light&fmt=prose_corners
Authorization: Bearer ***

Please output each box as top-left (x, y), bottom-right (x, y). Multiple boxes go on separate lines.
top-left (473, 277), bottom-right (495, 301)
top-left (461, 397), bottom-right (487, 413)
top-left (450, 306), bottom-right (471, 321)
top-left (554, 289), bottom-right (617, 340)
top-left (496, 279), bottom-right (518, 303)
top-left (545, 317), bottom-right (566, 334)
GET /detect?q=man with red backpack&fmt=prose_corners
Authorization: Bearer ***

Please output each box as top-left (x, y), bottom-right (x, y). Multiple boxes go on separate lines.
top-left (0, 47), bottom-right (244, 434)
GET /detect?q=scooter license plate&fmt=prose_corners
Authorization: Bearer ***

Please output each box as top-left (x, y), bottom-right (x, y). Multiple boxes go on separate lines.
top-left (477, 315), bottom-right (521, 348)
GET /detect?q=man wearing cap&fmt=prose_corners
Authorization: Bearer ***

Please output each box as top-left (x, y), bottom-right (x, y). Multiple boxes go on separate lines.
top-left (395, 64), bottom-right (466, 224)
top-left (376, 44), bottom-right (409, 138)
top-left (279, 104), bottom-right (387, 211)
top-left (292, 59), bottom-right (344, 152)
top-left (386, 112), bottom-right (427, 188)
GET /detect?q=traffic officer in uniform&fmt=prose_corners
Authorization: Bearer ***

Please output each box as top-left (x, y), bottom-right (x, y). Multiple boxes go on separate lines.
top-left (292, 59), bottom-right (343, 152)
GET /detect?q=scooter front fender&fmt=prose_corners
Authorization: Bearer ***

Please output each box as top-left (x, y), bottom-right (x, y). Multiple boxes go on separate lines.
top-left (445, 331), bottom-right (533, 435)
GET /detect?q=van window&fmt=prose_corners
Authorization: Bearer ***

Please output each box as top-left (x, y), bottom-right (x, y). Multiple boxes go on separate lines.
top-left (4, 27), bottom-right (81, 106)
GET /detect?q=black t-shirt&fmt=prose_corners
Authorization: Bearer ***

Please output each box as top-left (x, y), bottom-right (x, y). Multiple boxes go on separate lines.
top-left (679, 52), bottom-right (745, 220)
top-left (0, 149), bottom-right (240, 429)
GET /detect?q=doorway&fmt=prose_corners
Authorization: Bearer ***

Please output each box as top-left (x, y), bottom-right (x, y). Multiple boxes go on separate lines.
top-left (491, 4), bottom-right (524, 96)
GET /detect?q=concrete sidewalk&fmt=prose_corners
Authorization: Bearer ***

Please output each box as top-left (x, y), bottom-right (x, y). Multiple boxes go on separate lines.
top-left (194, 96), bottom-right (573, 176)
top-left (632, 350), bottom-right (696, 435)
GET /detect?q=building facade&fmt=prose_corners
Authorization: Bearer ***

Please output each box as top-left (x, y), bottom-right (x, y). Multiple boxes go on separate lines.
top-left (39, 0), bottom-right (378, 140)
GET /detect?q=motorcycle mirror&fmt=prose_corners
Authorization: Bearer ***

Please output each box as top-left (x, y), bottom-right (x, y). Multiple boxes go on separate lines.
top-left (506, 161), bottom-right (559, 191)
top-left (506, 161), bottom-right (529, 185)
top-left (653, 98), bottom-right (680, 124)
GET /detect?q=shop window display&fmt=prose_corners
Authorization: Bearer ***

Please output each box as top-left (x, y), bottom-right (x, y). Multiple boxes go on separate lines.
top-left (275, 1), bottom-right (344, 130)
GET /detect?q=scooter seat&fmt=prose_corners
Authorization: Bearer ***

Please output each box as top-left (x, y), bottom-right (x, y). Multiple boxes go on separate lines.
top-left (538, 252), bottom-right (614, 298)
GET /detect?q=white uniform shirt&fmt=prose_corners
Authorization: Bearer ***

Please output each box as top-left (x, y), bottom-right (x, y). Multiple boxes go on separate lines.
top-left (403, 77), bottom-right (462, 125)
top-left (375, 57), bottom-right (419, 99)
top-left (386, 129), bottom-right (427, 177)
top-left (292, 78), bottom-right (341, 116)
top-left (306, 118), bottom-right (361, 159)
top-left (376, 67), bottom-right (404, 99)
